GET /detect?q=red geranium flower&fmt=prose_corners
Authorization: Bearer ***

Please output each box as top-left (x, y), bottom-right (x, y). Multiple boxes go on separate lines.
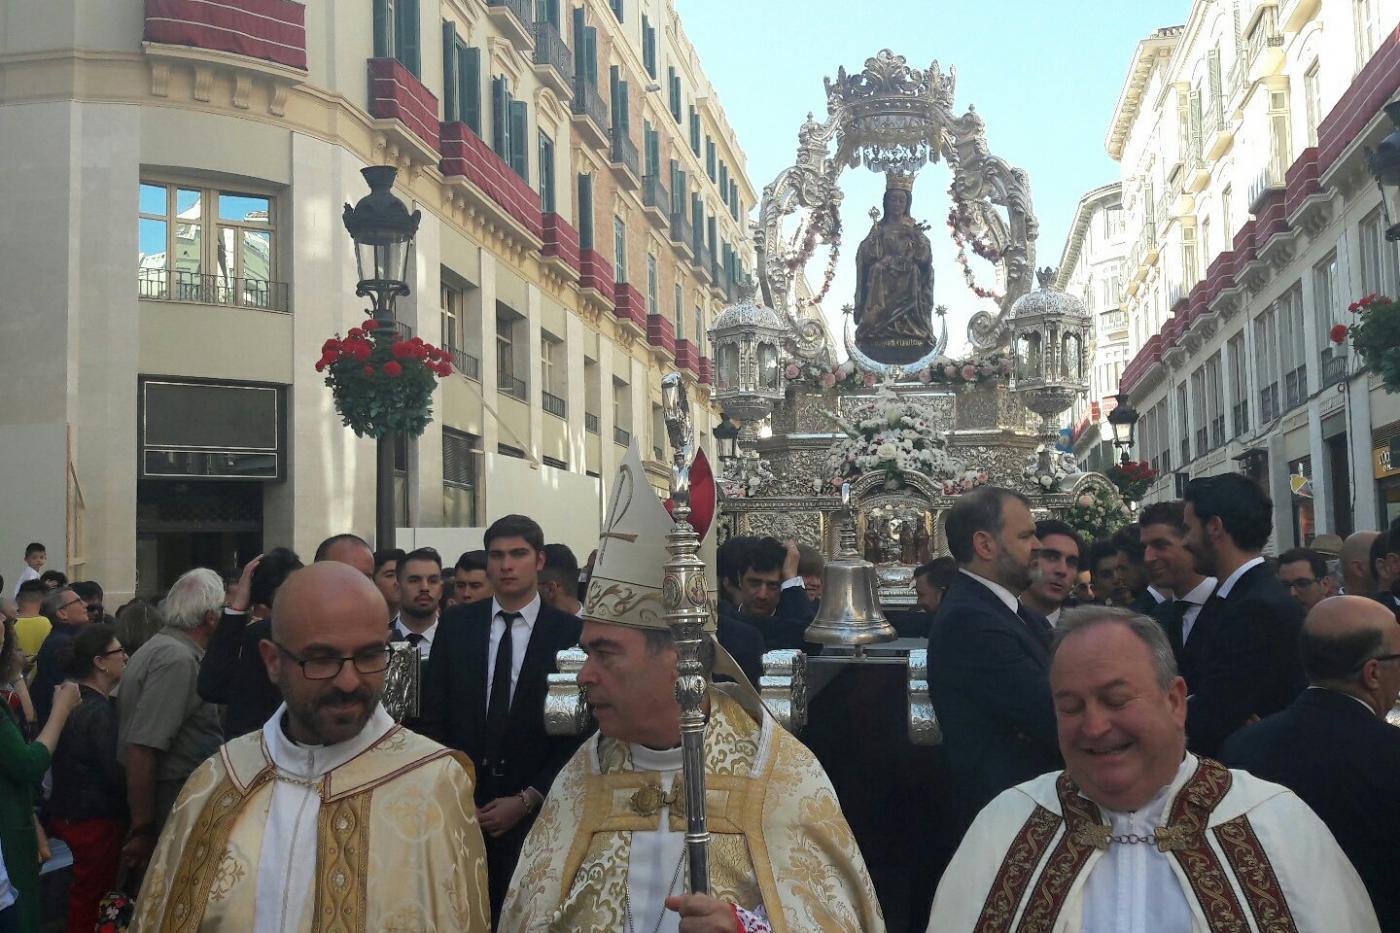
top-left (363, 365), bottom-right (375, 376)
top-left (350, 342), bottom-right (372, 361)
top-left (347, 327), bottom-right (363, 339)
top-left (1330, 323), bottom-right (1349, 344)
top-left (383, 361), bottom-right (403, 377)
top-left (392, 341), bottom-right (413, 359)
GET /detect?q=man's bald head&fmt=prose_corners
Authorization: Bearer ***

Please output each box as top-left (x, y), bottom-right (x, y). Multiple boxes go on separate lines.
top-left (1301, 595), bottom-right (1400, 717)
top-left (270, 561), bottom-right (387, 644)
top-left (1341, 531), bottom-right (1379, 596)
top-left (315, 534), bottom-right (375, 578)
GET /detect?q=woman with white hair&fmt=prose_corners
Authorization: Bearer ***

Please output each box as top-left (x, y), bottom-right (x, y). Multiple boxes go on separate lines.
top-left (115, 568), bottom-right (225, 871)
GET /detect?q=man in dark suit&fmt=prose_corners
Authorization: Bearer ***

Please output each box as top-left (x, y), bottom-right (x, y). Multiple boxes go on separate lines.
top-left (717, 536), bottom-right (816, 651)
top-left (420, 514), bottom-right (583, 921)
top-left (1369, 526), bottom-right (1400, 624)
top-left (1139, 501), bottom-right (1216, 679)
top-left (1221, 595), bottom-right (1400, 932)
top-left (1181, 474), bottom-right (1305, 756)
top-left (926, 486), bottom-right (1059, 835)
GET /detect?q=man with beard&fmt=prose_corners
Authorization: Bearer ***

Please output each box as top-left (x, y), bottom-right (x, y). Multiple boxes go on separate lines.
top-left (132, 562), bottom-right (490, 932)
top-left (1181, 474), bottom-right (1305, 756)
top-left (1139, 501), bottom-right (1215, 675)
top-left (1021, 519), bottom-right (1082, 627)
top-left (390, 547), bottom-right (444, 658)
top-left (926, 486), bottom-right (1059, 833)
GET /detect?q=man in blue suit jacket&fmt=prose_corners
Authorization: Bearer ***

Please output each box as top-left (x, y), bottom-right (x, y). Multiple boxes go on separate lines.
top-left (927, 486), bottom-right (1060, 836)
top-left (1221, 595), bottom-right (1400, 932)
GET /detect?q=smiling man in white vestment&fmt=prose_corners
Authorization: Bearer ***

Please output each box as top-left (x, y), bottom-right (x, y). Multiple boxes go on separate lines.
top-left (132, 561), bottom-right (490, 932)
top-left (499, 445), bottom-right (884, 933)
top-left (928, 605), bottom-right (1378, 933)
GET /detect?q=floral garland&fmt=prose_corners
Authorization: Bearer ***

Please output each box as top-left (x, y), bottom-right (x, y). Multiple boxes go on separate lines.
top-left (942, 469), bottom-right (990, 497)
top-left (1022, 448), bottom-right (1081, 491)
top-left (784, 205), bottom-right (843, 309)
top-left (719, 449), bottom-right (775, 499)
top-left (1064, 484), bottom-right (1131, 543)
top-left (826, 388), bottom-right (964, 486)
top-left (946, 188), bottom-right (1004, 302)
top-left (786, 352), bottom-right (1013, 392)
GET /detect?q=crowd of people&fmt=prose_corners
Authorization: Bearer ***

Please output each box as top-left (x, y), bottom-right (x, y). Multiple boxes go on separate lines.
top-left (0, 466), bottom-right (1396, 931)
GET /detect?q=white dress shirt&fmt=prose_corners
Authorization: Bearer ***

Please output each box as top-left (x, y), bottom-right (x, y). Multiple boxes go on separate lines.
top-left (1215, 555), bottom-right (1265, 599)
top-left (390, 614), bottom-right (439, 658)
top-left (959, 568), bottom-right (1020, 614)
top-left (1176, 576), bottom-right (1218, 644)
top-left (486, 594), bottom-right (541, 706)
top-left (1046, 607), bottom-right (1061, 628)
top-left (1146, 585), bottom-right (1169, 604)
top-left (626, 743), bottom-right (686, 933)
top-left (254, 703), bottom-right (396, 933)
top-left (1080, 755), bottom-right (1198, 933)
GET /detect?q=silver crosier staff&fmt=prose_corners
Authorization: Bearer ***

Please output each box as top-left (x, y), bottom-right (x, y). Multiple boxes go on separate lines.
top-left (659, 371), bottom-right (711, 895)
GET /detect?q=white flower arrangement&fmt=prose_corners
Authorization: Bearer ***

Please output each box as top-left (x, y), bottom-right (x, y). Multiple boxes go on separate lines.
top-left (1022, 449), bottom-right (1081, 491)
top-left (826, 388), bottom-right (963, 486)
top-left (720, 450), bottom-right (776, 499)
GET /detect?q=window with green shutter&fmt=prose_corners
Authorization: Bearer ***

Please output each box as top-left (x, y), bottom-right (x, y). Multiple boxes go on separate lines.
top-left (539, 131), bottom-right (555, 212)
top-left (614, 216), bottom-right (627, 283)
top-left (705, 138), bottom-right (716, 180)
top-left (539, 0), bottom-right (560, 27)
top-left (509, 100), bottom-right (529, 182)
top-left (578, 174), bottom-right (594, 249)
top-left (609, 66), bottom-right (630, 133)
top-left (573, 8), bottom-right (599, 86)
top-left (441, 24), bottom-right (480, 132)
top-left (491, 77), bottom-right (510, 160)
top-left (689, 106), bottom-right (700, 155)
top-left (609, 0), bottom-right (623, 22)
top-left (642, 16), bottom-right (656, 78)
top-left (374, 0), bottom-right (420, 75)
top-left (668, 69), bottom-right (682, 123)
top-left (643, 122), bottom-right (659, 177)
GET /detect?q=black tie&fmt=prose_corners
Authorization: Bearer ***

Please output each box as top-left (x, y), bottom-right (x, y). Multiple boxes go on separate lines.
top-left (484, 612), bottom-right (520, 768)
top-left (1163, 600), bottom-right (1189, 659)
top-left (403, 632), bottom-right (423, 648)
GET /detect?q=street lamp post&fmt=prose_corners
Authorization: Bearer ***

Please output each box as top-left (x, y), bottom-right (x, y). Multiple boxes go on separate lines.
top-left (343, 165), bottom-right (421, 549)
top-left (713, 412), bottom-right (740, 462)
top-left (1107, 391), bottom-right (1140, 467)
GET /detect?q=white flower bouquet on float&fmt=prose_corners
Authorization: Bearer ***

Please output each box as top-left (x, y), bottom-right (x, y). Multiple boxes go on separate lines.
top-left (1022, 449), bottom-right (1081, 491)
top-left (826, 388), bottom-right (963, 488)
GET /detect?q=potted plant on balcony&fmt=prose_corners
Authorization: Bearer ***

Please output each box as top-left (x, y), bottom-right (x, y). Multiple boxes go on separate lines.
top-left (1338, 293), bottom-right (1400, 392)
top-left (316, 320), bottom-right (453, 438)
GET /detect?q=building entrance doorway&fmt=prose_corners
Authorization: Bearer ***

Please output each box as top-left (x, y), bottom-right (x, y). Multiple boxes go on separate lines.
top-left (135, 480), bottom-right (262, 597)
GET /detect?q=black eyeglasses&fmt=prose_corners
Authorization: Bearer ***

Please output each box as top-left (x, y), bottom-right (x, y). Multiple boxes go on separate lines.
top-left (271, 641), bottom-right (391, 680)
top-left (60, 598), bottom-right (85, 612)
top-left (98, 647), bottom-right (127, 659)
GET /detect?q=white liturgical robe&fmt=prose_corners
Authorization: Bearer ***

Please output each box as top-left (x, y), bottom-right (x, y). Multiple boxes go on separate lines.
top-left (928, 754), bottom-right (1379, 932)
top-left (625, 743), bottom-right (687, 933)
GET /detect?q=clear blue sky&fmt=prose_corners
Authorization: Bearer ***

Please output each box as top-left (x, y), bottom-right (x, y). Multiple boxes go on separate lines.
top-left (676, 0), bottom-right (1188, 353)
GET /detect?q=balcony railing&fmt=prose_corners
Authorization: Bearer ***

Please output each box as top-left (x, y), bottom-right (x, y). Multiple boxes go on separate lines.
top-left (609, 125), bottom-right (640, 179)
top-left (1232, 399), bottom-right (1249, 434)
top-left (532, 19), bottom-right (573, 85)
top-left (449, 347), bottom-right (481, 381)
top-left (1284, 365), bottom-right (1306, 410)
top-left (614, 426), bottom-right (631, 447)
top-left (1210, 416), bottom-right (1225, 450)
top-left (669, 211), bottom-right (693, 249)
top-left (1246, 6), bottom-right (1283, 69)
top-left (1195, 427), bottom-right (1208, 458)
top-left (1100, 310), bottom-right (1128, 334)
top-left (1321, 349), bottom-right (1347, 388)
top-left (139, 268), bottom-right (290, 312)
top-left (1181, 436), bottom-right (1192, 466)
top-left (1259, 382), bottom-right (1280, 423)
top-left (542, 390), bottom-right (567, 418)
top-left (487, 0), bottom-right (532, 31)
top-left (585, 412), bottom-right (600, 434)
top-left (642, 174), bottom-right (669, 213)
top-left (571, 76), bottom-right (609, 134)
top-left (498, 372), bottom-right (528, 400)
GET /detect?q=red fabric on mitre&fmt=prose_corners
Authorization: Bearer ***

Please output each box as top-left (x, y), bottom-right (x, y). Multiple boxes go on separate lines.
top-left (663, 448), bottom-right (716, 541)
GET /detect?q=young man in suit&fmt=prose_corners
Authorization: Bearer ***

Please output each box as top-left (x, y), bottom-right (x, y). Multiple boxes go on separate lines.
top-left (926, 485), bottom-right (1059, 835)
top-left (1139, 500), bottom-right (1216, 677)
top-left (1221, 595), bottom-right (1400, 932)
top-left (420, 514), bottom-right (584, 921)
top-left (1181, 473), bottom-right (1305, 756)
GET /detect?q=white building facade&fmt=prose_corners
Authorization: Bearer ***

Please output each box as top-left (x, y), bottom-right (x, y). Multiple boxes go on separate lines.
top-left (1057, 183), bottom-right (1129, 472)
top-left (0, 0), bottom-right (754, 599)
top-left (1106, 0), bottom-right (1400, 547)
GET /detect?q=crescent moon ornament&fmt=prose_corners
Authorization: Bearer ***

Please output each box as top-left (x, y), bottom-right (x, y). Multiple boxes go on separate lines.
top-left (842, 308), bottom-right (949, 382)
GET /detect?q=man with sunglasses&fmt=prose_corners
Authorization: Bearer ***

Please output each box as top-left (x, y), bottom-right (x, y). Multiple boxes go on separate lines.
top-left (132, 561), bottom-right (490, 931)
top-left (1223, 595), bottom-right (1400, 931)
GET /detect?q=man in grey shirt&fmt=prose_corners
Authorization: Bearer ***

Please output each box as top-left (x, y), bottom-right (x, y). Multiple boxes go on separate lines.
top-left (118, 567), bottom-right (224, 870)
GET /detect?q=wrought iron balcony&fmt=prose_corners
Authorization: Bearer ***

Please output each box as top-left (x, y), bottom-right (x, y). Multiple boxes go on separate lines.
top-left (1232, 399), bottom-right (1249, 434)
top-left (139, 268), bottom-right (290, 312)
top-left (1210, 416), bottom-right (1225, 451)
top-left (449, 347), bottom-right (480, 381)
top-left (609, 125), bottom-right (640, 183)
top-left (498, 372), bottom-right (528, 400)
top-left (1259, 382), bottom-right (1280, 423)
top-left (614, 426), bottom-right (631, 447)
top-left (1321, 349), bottom-right (1347, 389)
top-left (669, 212), bottom-right (693, 254)
top-left (542, 390), bottom-right (567, 418)
top-left (570, 76), bottom-right (609, 146)
top-left (585, 412), bottom-right (600, 434)
top-left (1247, 6), bottom-right (1283, 70)
top-left (487, 0), bottom-right (534, 47)
top-left (531, 20), bottom-right (572, 96)
top-left (642, 174), bottom-right (669, 215)
top-left (1284, 366), bottom-right (1306, 411)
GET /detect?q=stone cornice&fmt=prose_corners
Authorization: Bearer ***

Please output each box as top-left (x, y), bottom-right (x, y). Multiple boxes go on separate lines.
top-left (1054, 182), bottom-right (1123, 290)
top-left (1105, 26), bottom-right (1185, 161)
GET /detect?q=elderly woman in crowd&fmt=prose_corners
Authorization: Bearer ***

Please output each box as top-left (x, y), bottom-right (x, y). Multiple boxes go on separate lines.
top-left (50, 623), bottom-right (127, 933)
top-left (0, 618), bottom-right (80, 933)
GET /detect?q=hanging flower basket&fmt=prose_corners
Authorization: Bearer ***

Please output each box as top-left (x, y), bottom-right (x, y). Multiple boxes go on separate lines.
top-left (316, 320), bottom-right (452, 439)
top-left (1338, 293), bottom-right (1400, 391)
top-left (1105, 459), bottom-right (1158, 503)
